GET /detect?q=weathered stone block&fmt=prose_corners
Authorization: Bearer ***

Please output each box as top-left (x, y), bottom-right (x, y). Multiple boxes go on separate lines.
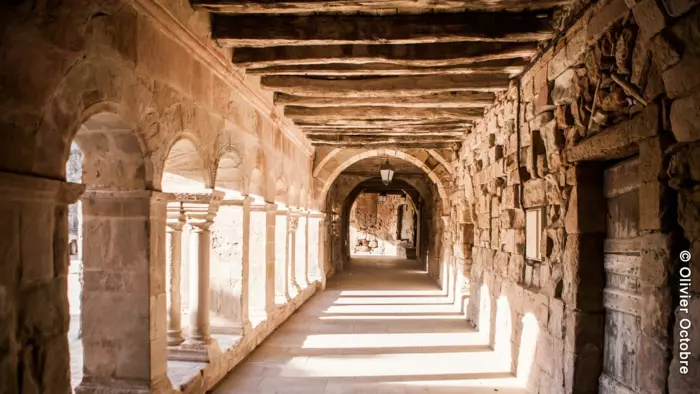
top-left (641, 286), bottom-right (672, 342)
top-left (551, 69), bottom-right (577, 105)
top-left (633, 0), bottom-right (669, 41)
top-left (523, 178), bottom-right (546, 208)
top-left (640, 233), bottom-right (674, 287)
top-left (508, 254), bottom-right (525, 284)
top-left (548, 298), bottom-right (565, 339)
top-left (588, 0), bottom-right (629, 44)
top-left (639, 181), bottom-right (669, 231)
top-left (639, 136), bottom-right (668, 182)
top-left (549, 25), bottom-right (587, 80)
top-left (671, 89), bottom-right (700, 142)
top-left (562, 233), bottom-right (606, 312)
top-left (649, 30), bottom-right (682, 72)
top-left (662, 0), bottom-right (700, 16)
top-left (663, 54), bottom-right (700, 98)
top-left (566, 104), bottom-right (659, 162)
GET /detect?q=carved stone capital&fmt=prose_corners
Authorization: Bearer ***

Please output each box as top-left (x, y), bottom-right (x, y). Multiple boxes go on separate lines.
top-left (166, 201), bottom-right (186, 231)
top-left (176, 190), bottom-right (225, 230)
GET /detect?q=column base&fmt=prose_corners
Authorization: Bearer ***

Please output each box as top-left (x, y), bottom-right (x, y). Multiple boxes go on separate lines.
top-left (167, 330), bottom-right (185, 347)
top-left (75, 375), bottom-right (171, 394)
top-left (290, 281), bottom-right (302, 296)
top-left (168, 338), bottom-right (221, 362)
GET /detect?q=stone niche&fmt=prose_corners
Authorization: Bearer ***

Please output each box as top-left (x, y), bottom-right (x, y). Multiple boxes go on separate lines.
top-left (349, 192), bottom-right (416, 258)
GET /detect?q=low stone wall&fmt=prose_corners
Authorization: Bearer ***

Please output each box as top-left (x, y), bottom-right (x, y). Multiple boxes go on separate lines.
top-left (174, 283), bottom-right (318, 393)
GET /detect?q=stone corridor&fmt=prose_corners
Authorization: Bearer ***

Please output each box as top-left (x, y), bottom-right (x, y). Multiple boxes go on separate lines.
top-left (3, 0), bottom-right (700, 393)
top-left (212, 259), bottom-right (527, 394)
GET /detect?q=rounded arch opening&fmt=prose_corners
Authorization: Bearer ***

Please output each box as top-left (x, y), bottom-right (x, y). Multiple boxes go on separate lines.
top-left (64, 110), bottom-right (151, 391)
top-left (316, 149), bottom-right (450, 214)
top-left (215, 149), bottom-right (244, 198)
top-left (162, 137), bottom-right (208, 192)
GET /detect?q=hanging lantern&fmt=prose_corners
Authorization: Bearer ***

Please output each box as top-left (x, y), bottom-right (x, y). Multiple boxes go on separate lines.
top-left (379, 159), bottom-right (394, 186)
top-left (378, 191), bottom-right (387, 202)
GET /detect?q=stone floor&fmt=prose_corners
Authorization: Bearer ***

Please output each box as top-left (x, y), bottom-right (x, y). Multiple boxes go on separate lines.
top-left (212, 259), bottom-right (528, 394)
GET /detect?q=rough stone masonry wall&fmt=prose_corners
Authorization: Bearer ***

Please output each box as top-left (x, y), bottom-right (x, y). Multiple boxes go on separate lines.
top-left (450, 1), bottom-right (700, 393)
top-left (349, 193), bottom-right (415, 257)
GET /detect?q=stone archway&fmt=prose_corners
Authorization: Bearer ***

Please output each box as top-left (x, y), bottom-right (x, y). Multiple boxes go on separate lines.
top-left (314, 148), bottom-right (453, 214)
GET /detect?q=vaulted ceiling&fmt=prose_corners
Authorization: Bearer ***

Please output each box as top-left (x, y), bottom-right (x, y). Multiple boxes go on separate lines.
top-left (193, 0), bottom-right (578, 148)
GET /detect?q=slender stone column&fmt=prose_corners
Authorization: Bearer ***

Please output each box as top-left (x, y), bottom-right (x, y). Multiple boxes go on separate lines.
top-left (0, 172), bottom-right (85, 394)
top-left (288, 212), bottom-right (301, 296)
top-left (248, 200), bottom-right (269, 323)
top-left (275, 209), bottom-right (290, 303)
top-left (307, 212), bottom-right (326, 288)
top-left (264, 203), bottom-right (277, 313)
top-left (171, 191), bottom-right (223, 362)
top-left (166, 201), bottom-right (186, 346)
top-left (78, 189), bottom-right (172, 393)
top-left (240, 197), bottom-right (253, 334)
top-left (296, 212), bottom-right (310, 288)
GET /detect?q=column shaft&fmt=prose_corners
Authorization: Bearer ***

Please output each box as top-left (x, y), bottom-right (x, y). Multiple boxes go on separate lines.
top-left (187, 227), bottom-right (211, 343)
top-left (166, 225), bottom-right (185, 346)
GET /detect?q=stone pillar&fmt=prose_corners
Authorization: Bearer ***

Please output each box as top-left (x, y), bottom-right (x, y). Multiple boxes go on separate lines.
top-left (274, 209), bottom-right (290, 304)
top-left (296, 212), bottom-right (310, 288)
top-left (78, 189), bottom-right (172, 393)
top-left (264, 203), bottom-right (277, 314)
top-left (0, 172), bottom-right (84, 394)
top-left (210, 199), bottom-right (246, 335)
top-left (172, 191), bottom-right (223, 362)
top-left (239, 197), bottom-right (253, 334)
top-left (166, 201), bottom-right (186, 346)
top-left (248, 200), bottom-right (268, 323)
top-left (288, 212), bottom-right (300, 296)
top-left (308, 212), bottom-right (326, 288)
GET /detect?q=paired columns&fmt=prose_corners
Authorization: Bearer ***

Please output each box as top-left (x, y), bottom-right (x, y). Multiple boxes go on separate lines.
top-left (167, 192), bottom-right (223, 362)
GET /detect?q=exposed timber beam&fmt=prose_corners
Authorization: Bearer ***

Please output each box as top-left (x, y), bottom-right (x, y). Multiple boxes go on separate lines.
top-left (305, 131), bottom-right (466, 137)
top-left (309, 135), bottom-right (463, 143)
top-left (262, 74), bottom-right (511, 97)
top-left (248, 59), bottom-right (526, 77)
top-left (311, 141), bottom-right (462, 148)
top-left (285, 106), bottom-right (484, 122)
top-left (193, 0), bottom-right (575, 14)
top-left (212, 12), bottom-right (554, 47)
top-left (297, 120), bottom-right (473, 128)
top-left (301, 126), bottom-right (470, 134)
top-left (232, 42), bottom-right (538, 68)
top-left (274, 91), bottom-right (495, 108)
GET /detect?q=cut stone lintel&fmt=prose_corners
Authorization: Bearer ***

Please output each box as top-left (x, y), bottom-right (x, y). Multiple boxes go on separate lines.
top-left (194, 0), bottom-right (575, 14)
top-left (565, 104), bottom-right (659, 163)
top-left (212, 12), bottom-right (554, 47)
top-left (274, 91), bottom-right (496, 108)
top-left (233, 42), bottom-right (538, 68)
top-left (262, 74), bottom-right (512, 97)
top-left (251, 59), bottom-right (526, 77)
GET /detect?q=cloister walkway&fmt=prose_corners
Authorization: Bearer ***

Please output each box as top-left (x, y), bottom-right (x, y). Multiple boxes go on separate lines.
top-left (212, 259), bottom-right (528, 394)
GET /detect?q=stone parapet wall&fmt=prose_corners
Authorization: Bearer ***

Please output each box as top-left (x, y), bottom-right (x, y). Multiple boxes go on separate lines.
top-left (447, 1), bottom-right (700, 392)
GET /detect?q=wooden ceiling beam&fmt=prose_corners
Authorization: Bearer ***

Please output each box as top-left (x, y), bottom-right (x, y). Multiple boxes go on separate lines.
top-left (274, 91), bottom-right (495, 108)
top-left (305, 131), bottom-right (466, 137)
top-left (232, 42), bottom-right (538, 68)
top-left (248, 59), bottom-right (526, 77)
top-left (212, 12), bottom-right (553, 47)
top-left (285, 106), bottom-right (483, 122)
top-left (262, 74), bottom-right (511, 97)
top-left (194, 0), bottom-right (575, 14)
top-left (296, 120), bottom-right (473, 128)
